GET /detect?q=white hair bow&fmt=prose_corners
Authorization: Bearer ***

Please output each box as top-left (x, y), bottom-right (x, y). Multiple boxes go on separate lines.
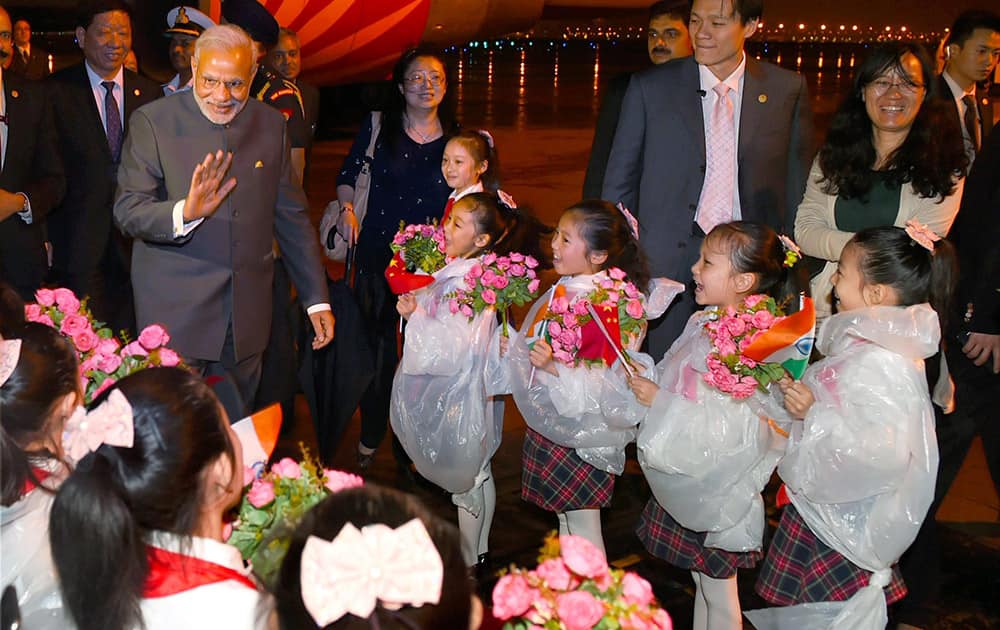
top-left (62, 389), bottom-right (134, 463)
top-left (300, 518), bottom-right (444, 626)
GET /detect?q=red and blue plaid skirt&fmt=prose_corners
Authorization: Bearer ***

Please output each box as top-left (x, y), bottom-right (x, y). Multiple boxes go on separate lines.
top-left (756, 503), bottom-right (908, 606)
top-left (521, 428), bottom-right (615, 512)
top-left (636, 497), bottom-right (762, 579)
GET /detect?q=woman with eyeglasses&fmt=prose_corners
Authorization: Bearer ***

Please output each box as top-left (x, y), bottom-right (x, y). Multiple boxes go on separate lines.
top-left (794, 42), bottom-right (968, 321)
top-left (335, 48), bottom-right (456, 474)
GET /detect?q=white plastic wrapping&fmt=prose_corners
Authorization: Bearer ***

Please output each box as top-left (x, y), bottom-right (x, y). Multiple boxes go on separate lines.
top-left (504, 274), bottom-right (683, 474)
top-left (744, 305), bottom-right (940, 630)
top-left (0, 467), bottom-right (70, 629)
top-left (389, 257), bottom-right (502, 496)
top-left (637, 310), bottom-right (787, 552)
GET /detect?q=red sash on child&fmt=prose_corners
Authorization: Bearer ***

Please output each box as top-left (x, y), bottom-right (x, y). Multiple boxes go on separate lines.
top-left (143, 545), bottom-right (256, 598)
top-left (21, 467), bottom-right (51, 496)
top-left (775, 484), bottom-right (791, 508)
top-left (441, 197), bottom-right (455, 224)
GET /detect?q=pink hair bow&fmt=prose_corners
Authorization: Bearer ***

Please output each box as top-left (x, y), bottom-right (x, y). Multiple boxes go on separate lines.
top-left (62, 389), bottom-right (134, 462)
top-left (300, 518), bottom-right (444, 626)
top-left (0, 338), bottom-right (21, 387)
top-left (497, 189), bottom-right (517, 209)
top-left (904, 219), bottom-right (941, 252)
top-left (616, 202), bottom-right (640, 240)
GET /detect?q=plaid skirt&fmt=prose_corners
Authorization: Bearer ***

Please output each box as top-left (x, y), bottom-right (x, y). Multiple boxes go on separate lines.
top-left (636, 498), bottom-right (762, 579)
top-left (521, 428), bottom-right (615, 512)
top-left (756, 504), bottom-right (908, 606)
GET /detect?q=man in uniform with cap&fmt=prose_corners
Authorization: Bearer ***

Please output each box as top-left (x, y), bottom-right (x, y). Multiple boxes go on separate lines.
top-left (162, 5), bottom-right (215, 95)
top-left (221, 0), bottom-right (307, 183)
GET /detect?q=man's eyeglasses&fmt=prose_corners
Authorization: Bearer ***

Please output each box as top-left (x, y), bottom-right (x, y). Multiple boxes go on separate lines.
top-left (868, 78), bottom-right (925, 96)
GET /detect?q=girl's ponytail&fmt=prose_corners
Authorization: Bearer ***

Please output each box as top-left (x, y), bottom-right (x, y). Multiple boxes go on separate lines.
top-left (50, 451), bottom-right (147, 630)
top-left (0, 424), bottom-right (35, 506)
top-left (567, 200), bottom-right (651, 292)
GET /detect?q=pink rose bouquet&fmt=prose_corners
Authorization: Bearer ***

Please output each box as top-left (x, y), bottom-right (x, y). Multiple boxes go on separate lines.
top-left (390, 220), bottom-right (447, 274)
top-left (226, 445), bottom-right (363, 586)
top-left (702, 294), bottom-right (788, 399)
top-left (448, 252), bottom-right (542, 336)
top-left (541, 268), bottom-right (648, 369)
top-left (24, 288), bottom-right (183, 403)
top-left (492, 533), bottom-right (672, 630)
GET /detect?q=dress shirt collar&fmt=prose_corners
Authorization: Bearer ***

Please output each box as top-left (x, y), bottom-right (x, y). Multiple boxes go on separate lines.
top-left (698, 52), bottom-right (747, 94)
top-left (85, 61), bottom-right (124, 93)
top-left (942, 69), bottom-right (976, 101)
top-left (450, 181), bottom-right (484, 201)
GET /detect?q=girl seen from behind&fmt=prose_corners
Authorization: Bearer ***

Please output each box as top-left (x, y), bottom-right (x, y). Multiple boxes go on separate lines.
top-left (273, 485), bottom-right (480, 630)
top-left (49, 367), bottom-right (265, 630)
top-left (1, 323), bottom-right (80, 629)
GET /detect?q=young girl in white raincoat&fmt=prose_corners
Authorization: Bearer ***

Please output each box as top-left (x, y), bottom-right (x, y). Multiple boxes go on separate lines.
top-left (746, 223), bottom-right (954, 630)
top-left (391, 191), bottom-right (549, 573)
top-left (628, 222), bottom-right (809, 630)
top-left (502, 200), bottom-right (682, 556)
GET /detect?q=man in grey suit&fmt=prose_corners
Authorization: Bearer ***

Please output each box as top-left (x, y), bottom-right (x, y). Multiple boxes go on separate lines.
top-left (603, 0), bottom-right (814, 357)
top-left (114, 24), bottom-right (334, 412)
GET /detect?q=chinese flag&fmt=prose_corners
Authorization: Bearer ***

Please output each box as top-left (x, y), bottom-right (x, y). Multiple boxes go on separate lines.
top-left (384, 251), bottom-right (435, 294)
top-left (577, 302), bottom-right (622, 367)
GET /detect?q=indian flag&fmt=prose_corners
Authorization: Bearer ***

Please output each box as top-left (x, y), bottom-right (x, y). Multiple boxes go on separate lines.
top-left (743, 296), bottom-right (816, 380)
top-left (232, 403), bottom-right (283, 469)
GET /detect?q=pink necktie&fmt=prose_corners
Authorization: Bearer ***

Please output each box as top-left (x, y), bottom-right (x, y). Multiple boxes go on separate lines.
top-left (696, 83), bottom-right (736, 234)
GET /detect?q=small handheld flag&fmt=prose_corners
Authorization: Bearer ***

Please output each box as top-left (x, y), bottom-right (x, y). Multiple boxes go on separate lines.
top-left (742, 295), bottom-right (816, 380)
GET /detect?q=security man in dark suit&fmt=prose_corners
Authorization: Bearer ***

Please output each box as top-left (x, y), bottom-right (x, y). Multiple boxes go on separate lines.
top-left (9, 18), bottom-right (48, 81)
top-left (0, 7), bottom-right (64, 300)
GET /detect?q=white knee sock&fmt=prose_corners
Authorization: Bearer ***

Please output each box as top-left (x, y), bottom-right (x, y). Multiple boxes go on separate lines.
top-left (563, 509), bottom-right (606, 557)
top-left (699, 573), bottom-right (742, 630)
top-left (692, 571), bottom-right (708, 630)
top-left (455, 466), bottom-right (497, 566)
top-left (477, 469), bottom-right (496, 555)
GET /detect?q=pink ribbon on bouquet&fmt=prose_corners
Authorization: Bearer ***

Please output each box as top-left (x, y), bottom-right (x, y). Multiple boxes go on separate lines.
top-left (300, 518), bottom-right (443, 626)
top-left (62, 389), bottom-right (134, 462)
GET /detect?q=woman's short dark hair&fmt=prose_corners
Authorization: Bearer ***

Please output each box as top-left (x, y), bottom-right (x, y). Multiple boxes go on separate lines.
top-left (705, 222), bottom-right (810, 312)
top-left (848, 226), bottom-right (958, 329)
top-left (273, 485), bottom-right (473, 630)
top-left (381, 47), bottom-right (457, 154)
top-left (1, 323), bottom-right (78, 506)
top-left (818, 42), bottom-right (968, 201)
top-left (50, 367), bottom-right (236, 630)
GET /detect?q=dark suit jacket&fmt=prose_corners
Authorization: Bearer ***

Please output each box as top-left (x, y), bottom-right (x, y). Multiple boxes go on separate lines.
top-left (583, 72), bottom-right (632, 199)
top-left (936, 73), bottom-right (995, 155)
top-left (950, 126), bottom-right (1000, 335)
top-left (0, 73), bottom-right (65, 299)
top-left (603, 56), bottom-right (814, 355)
top-left (9, 46), bottom-right (49, 82)
top-left (114, 92), bottom-right (330, 362)
top-left (44, 63), bottom-right (159, 285)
